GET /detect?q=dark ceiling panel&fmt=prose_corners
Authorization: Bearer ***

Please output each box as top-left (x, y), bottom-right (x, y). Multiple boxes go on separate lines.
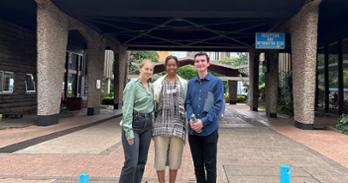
top-left (52, 0), bottom-right (304, 18)
top-left (0, 0), bottom-right (310, 51)
top-left (50, 0), bottom-right (305, 50)
top-left (318, 0), bottom-right (348, 45)
top-left (0, 0), bottom-right (36, 31)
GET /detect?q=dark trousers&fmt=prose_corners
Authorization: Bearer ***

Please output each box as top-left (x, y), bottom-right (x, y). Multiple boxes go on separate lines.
top-left (119, 114), bottom-right (152, 183)
top-left (188, 130), bottom-right (218, 183)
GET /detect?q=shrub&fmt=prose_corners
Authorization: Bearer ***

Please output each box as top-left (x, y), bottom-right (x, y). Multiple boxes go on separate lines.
top-left (224, 93), bottom-right (247, 103)
top-left (224, 93), bottom-right (229, 102)
top-left (337, 114), bottom-right (348, 135)
top-left (101, 96), bottom-right (114, 105)
top-left (237, 95), bottom-right (247, 103)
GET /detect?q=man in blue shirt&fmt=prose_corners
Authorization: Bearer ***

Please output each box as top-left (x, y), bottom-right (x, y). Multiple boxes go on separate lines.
top-left (185, 52), bottom-right (224, 183)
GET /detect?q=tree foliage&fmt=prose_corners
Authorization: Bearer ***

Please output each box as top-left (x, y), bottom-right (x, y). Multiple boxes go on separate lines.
top-left (128, 51), bottom-right (159, 72)
top-left (177, 65), bottom-right (197, 80)
top-left (217, 53), bottom-right (248, 67)
top-left (216, 53), bottom-right (249, 75)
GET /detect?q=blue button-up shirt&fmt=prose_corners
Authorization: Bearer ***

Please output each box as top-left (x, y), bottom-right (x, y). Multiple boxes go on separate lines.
top-left (185, 72), bottom-right (224, 136)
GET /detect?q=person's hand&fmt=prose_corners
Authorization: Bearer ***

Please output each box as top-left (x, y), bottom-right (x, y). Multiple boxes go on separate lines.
top-left (191, 119), bottom-right (203, 133)
top-left (127, 139), bottom-right (134, 145)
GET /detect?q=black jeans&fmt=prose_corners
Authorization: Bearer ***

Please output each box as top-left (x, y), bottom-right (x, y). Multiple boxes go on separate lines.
top-left (188, 130), bottom-right (218, 183)
top-left (119, 113), bottom-right (152, 183)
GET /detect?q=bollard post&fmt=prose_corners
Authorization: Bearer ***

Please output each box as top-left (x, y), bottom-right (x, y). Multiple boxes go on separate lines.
top-left (79, 173), bottom-right (89, 183)
top-left (280, 165), bottom-right (290, 183)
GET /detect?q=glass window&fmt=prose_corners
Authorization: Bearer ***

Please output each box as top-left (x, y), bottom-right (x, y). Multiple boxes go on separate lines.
top-left (68, 53), bottom-right (78, 70)
top-left (317, 48), bottom-right (325, 110)
top-left (25, 73), bottom-right (36, 93)
top-left (328, 43), bottom-right (339, 112)
top-left (0, 71), bottom-right (15, 94)
top-left (67, 73), bottom-right (77, 97)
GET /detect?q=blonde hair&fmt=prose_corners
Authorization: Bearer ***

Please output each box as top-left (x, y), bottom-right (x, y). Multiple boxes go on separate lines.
top-left (139, 59), bottom-right (153, 69)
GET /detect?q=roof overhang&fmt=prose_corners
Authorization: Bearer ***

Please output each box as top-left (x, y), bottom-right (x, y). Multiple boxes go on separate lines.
top-left (51, 0), bottom-right (305, 51)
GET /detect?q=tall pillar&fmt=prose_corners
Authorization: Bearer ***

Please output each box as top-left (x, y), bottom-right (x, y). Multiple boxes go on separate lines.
top-left (36, 0), bottom-right (68, 126)
top-left (228, 80), bottom-right (237, 104)
top-left (289, 0), bottom-right (320, 129)
top-left (86, 38), bottom-right (104, 115)
top-left (114, 46), bottom-right (128, 109)
top-left (265, 51), bottom-right (279, 118)
top-left (113, 50), bottom-right (121, 109)
top-left (248, 49), bottom-right (259, 111)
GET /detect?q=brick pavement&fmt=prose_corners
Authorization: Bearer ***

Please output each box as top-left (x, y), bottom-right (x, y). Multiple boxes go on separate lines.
top-left (1, 104), bottom-right (348, 182)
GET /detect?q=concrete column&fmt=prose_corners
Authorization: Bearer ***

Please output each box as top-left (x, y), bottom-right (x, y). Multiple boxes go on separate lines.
top-left (113, 50), bottom-right (121, 109)
top-left (228, 80), bottom-right (237, 104)
top-left (265, 51), bottom-right (279, 118)
top-left (114, 46), bottom-right (128, 109)
top-left (36, 0), bottom-right (69, 126)
top-left (86, 38), bottom-right (104, 115)
top-left (289, 0), bottom-right (320, 129)
top-left (248, 49), bottom-right (259, 111)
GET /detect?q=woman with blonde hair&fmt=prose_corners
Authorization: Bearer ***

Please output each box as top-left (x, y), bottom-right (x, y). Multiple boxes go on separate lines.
top-left (119, 59), bottom-right (154, 183)
top-left (153, 55), bottom-right (187, 183)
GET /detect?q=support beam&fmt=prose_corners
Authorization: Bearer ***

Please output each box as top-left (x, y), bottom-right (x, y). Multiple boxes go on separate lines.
top-left (114, 46), bottom-right (128, 109)
top-left (228, 80), bottom-right (238, 104)
top-left (248, 48), bottom-right (259, 111)
top-left (86, 38), bottom-right (104, 116)
top-left (265, 51), bottom-right (279, 118)
top-left (36, 0), bottom-right (69, 126)
top-left (113, 51), bottom-right (121, 109)
top-left (288, 0), bottom-right (320, 129)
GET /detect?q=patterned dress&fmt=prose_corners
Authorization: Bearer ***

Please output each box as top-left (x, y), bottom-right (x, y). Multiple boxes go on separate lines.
top-left (153, 79), bottom-right (186, 141)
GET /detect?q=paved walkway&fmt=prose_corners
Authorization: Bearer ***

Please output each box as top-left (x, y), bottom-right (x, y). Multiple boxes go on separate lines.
top-left (0, 104), bottom-right (348, 182)
top-left (231, 104), bottom-right (348, 170)
top-left (0, 109), bottom-right (121, 150)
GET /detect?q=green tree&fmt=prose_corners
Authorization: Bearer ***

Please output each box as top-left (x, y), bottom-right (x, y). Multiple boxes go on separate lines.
top-left (217, 53), bottom-right (248, 75)
top-left (128, 51), bottom-right (159, 72)
top-left (177, 65), bottom-right (197, 80)
top-left (259, 64), bottom-right (265, 86)
top-left (217, 53), bottom-right (248, 67)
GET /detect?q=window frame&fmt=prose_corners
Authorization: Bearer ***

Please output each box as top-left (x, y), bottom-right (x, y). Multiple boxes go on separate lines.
top-left (25, 73), bottom-right (36, 94)
top-left (0, 71), bottom-right (15, 95)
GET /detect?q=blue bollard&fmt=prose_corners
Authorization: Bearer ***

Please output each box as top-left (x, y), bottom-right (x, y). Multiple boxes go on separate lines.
top-left (79, 173), bottom-right (89, 183)
top-left (280, 165), bottom-right (290, 183)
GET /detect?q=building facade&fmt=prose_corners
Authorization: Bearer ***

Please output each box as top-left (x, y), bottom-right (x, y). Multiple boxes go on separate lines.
top-left (0, 0), bottom-right (347, 129)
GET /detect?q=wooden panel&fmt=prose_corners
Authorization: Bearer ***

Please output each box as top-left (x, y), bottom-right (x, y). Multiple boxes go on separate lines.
top-left (0, 19), bottom-right (37, 114)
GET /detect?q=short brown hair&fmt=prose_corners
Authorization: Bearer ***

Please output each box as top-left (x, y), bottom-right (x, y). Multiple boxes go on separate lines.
top-left (194, 52), bottom-right (210, 62)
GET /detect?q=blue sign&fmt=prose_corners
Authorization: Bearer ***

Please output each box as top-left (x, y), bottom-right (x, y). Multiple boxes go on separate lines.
top-left (256, 33), bottom-right (285, 49)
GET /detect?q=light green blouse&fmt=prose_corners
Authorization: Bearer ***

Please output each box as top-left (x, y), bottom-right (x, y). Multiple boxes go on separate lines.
top-left (120, 78), bottom-right (154, 140)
